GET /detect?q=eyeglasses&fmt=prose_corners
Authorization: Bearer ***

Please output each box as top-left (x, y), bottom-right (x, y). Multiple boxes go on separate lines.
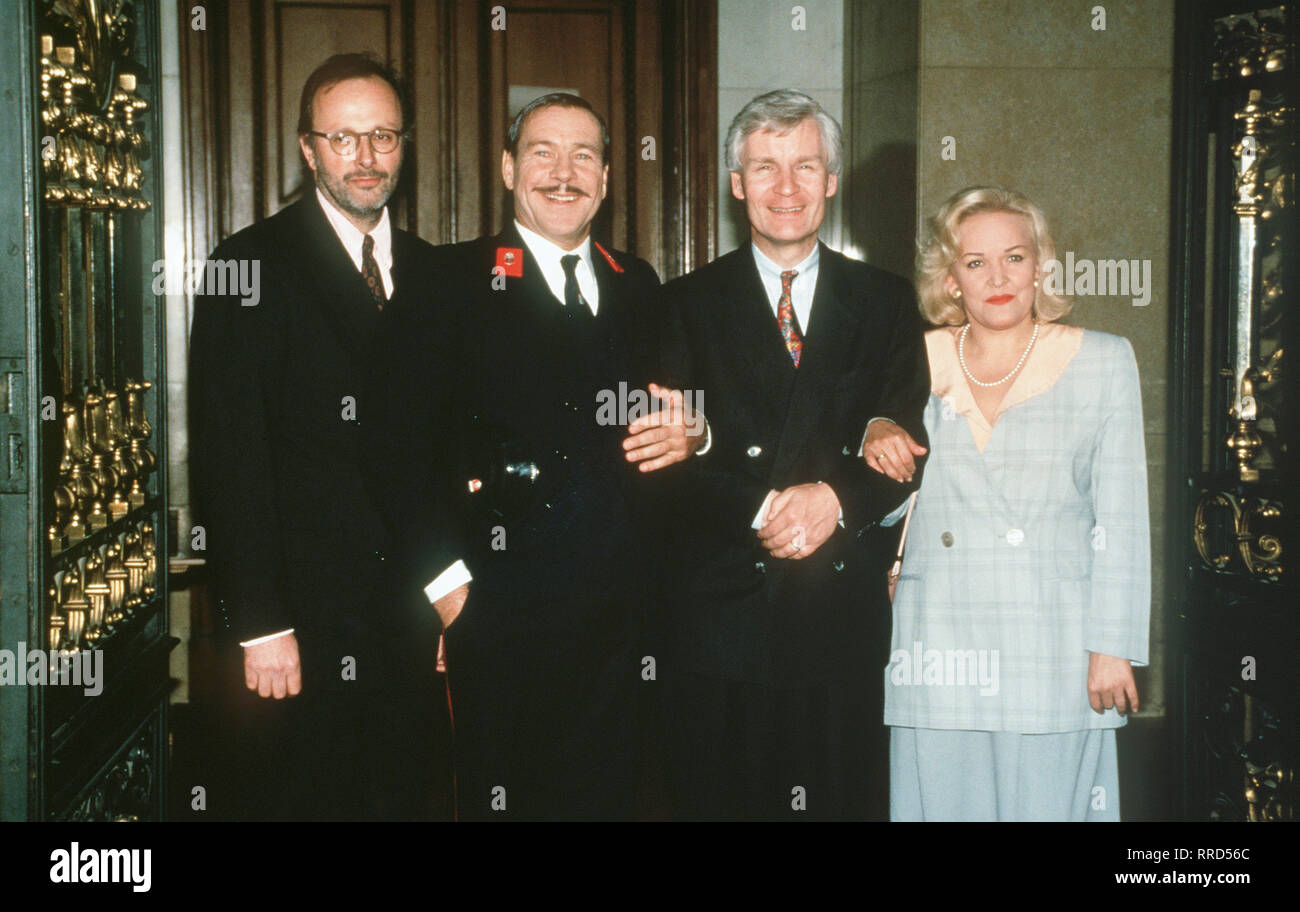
top-left (307, 128), bottom-right (404, 156)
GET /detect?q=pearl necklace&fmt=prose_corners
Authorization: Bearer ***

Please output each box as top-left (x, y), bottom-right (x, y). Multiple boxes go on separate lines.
top-left (958, 322), bottom-right (1039, 388)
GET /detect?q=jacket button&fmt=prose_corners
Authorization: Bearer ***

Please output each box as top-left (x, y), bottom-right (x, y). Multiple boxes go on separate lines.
top-left (941, 531), bottom-right (954, 547)
top-left (1006, 528), bottom-right (1024, 546)
top-left (841, 446), bottom-right (850, 456)
top-left (833, 560), bottom-right (844, 571)
top-left (747, 445), bottom-right (762, 457)
top-left (754, 560), bottom-right (765, 573)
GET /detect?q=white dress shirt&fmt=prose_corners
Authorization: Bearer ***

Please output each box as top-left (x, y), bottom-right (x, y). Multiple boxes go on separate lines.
top-left (752, 241), bottom-right (819, 334)
top-left (315, 187), bottom-right (394, 298)
top-left (514, 220), bottom-right (600, 314)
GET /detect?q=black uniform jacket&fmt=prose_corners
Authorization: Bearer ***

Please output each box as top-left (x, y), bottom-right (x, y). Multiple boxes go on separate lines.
top-left (371, 223), bottom-right (667, 659)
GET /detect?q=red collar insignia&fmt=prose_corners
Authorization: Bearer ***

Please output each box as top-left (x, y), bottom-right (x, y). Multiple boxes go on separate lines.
top-left (495, 246), bottom-right (524, 278)
top-left (593, 241), bottom-right (624, 274)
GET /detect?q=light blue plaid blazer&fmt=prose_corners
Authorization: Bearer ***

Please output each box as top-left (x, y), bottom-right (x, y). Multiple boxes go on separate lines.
top-left (883, 327), bottom-right (1150, 733)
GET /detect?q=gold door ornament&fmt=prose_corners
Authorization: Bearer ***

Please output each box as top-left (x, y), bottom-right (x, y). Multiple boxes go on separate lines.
top-left (1193, 490), bottom-right (1284, 580)
top-left (1227, 90), bottom-right (1290, 484)
top-left (39, 0), bottom-right (150, 211)
top-left (1243, 692), bottom-right (1293, 822)
top-left (1211, 6), bottom-right (1290, 81)
top-left (48, 379), bottom-right (156, 555)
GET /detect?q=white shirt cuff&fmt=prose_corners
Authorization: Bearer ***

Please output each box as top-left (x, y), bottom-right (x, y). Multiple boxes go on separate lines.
top-left (240, 628), bottom-right (295, 648)
top-left (880, 496), bottom-right (912, 527)
top-left (425, 559), bottom-right (473, 604)
top-left (694, 416), bottom-right (712, 455)
top-left (751, 489), bottom-right (778, 530)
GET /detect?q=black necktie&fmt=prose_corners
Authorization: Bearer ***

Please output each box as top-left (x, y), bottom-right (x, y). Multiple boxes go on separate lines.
top-left (560, 254), bottom-right (588, 314)
top-left (361, 233), bottom-right (386, 311)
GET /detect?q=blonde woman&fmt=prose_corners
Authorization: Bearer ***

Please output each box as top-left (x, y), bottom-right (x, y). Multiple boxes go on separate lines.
top-left (863, 187), bottom-right (1150, 821)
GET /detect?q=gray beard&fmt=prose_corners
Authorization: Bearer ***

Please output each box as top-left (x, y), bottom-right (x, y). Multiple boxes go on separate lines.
top-left (316, 169), bottom-right (397, 220)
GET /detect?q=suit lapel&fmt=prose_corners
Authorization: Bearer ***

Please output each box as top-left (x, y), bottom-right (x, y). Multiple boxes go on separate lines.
top-left (593, 238), bottom-right (645, 328)
top-left (496, 223), bottom-right (570, 322)
top-left (771, 245), bottom-right (863, 477)
top-left (720, 246), bottom-right (798, 412)
top-left (590, 239), bottom-right (619, 310)
top-left (388, 229), bottom-right (419, 312)
top-left (291, 193), bottom-right (382, 363)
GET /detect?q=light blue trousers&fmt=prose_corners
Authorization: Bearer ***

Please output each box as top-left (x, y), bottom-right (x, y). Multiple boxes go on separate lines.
top-left (890, 726), bottom-right (1120, 821)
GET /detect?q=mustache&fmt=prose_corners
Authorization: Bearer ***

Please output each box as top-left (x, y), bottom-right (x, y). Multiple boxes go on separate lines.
top-left (346, 169), bottom-right (389, 181)
top-left (535, 185), bottom-right (590, 198)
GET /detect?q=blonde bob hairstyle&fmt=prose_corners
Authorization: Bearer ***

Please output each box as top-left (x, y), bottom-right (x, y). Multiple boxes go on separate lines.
top-left (916, 186), bottom-right (1072, 326)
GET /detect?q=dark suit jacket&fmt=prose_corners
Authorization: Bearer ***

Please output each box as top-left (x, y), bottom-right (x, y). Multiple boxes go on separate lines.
top-left (188, 193), bottom-right (443, 692)
top-left (658, 242), bottom-right (930, 687)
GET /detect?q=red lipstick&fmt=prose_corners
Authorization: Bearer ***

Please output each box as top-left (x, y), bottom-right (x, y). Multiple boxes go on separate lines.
top-left (986, 294), bottom-right (1014, 305)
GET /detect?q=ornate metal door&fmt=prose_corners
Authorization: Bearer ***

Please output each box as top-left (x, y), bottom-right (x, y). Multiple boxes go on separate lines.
top-left (1170, 1), bottom-right (1294, 821)
top-left (0, 0), bottom-right (173, 820)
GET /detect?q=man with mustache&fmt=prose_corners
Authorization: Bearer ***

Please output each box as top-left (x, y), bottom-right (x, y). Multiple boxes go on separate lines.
top-left (189, 54), bottom-right (448, 819)
top-left (376, 93), bottom-right (702, 819)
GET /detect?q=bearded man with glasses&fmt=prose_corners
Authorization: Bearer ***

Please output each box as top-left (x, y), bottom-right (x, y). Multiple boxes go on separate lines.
top-left (189, 53), bottom-right (450, 820)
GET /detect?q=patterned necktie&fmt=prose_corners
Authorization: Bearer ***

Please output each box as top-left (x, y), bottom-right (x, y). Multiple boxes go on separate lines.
top-left (361, 233), bottom-right (386, 311)
top-left (777, 269), bottom-right (802, 367)
top-left (560, 253), bottom-right (589, 314)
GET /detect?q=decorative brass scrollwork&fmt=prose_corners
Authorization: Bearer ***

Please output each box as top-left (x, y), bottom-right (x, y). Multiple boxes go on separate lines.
top-left (1238, 500), bottom-right (1283, 580)
top-left (1211, 7), bottom-right (1290, 81)
top-left (1245, 758), bottom-right (1294, 821)
top-left (1194, 490), bottom-right (1284, 579)
top-left (64, 724), bottom-right (157, 822)
top-left (1194, 492), bottom-right (1240, 570)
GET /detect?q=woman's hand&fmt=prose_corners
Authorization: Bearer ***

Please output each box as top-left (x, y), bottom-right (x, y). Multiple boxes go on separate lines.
top-left (861, 419), bottom-right (927, 483)
top-left (1087, 652), bottom-right (1140, 715)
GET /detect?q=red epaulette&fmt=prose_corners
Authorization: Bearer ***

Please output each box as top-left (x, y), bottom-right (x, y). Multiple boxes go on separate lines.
top-left (495, 246), bottom-right (524, 277)
top-left (593, 241), bottom-right (624, 274)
